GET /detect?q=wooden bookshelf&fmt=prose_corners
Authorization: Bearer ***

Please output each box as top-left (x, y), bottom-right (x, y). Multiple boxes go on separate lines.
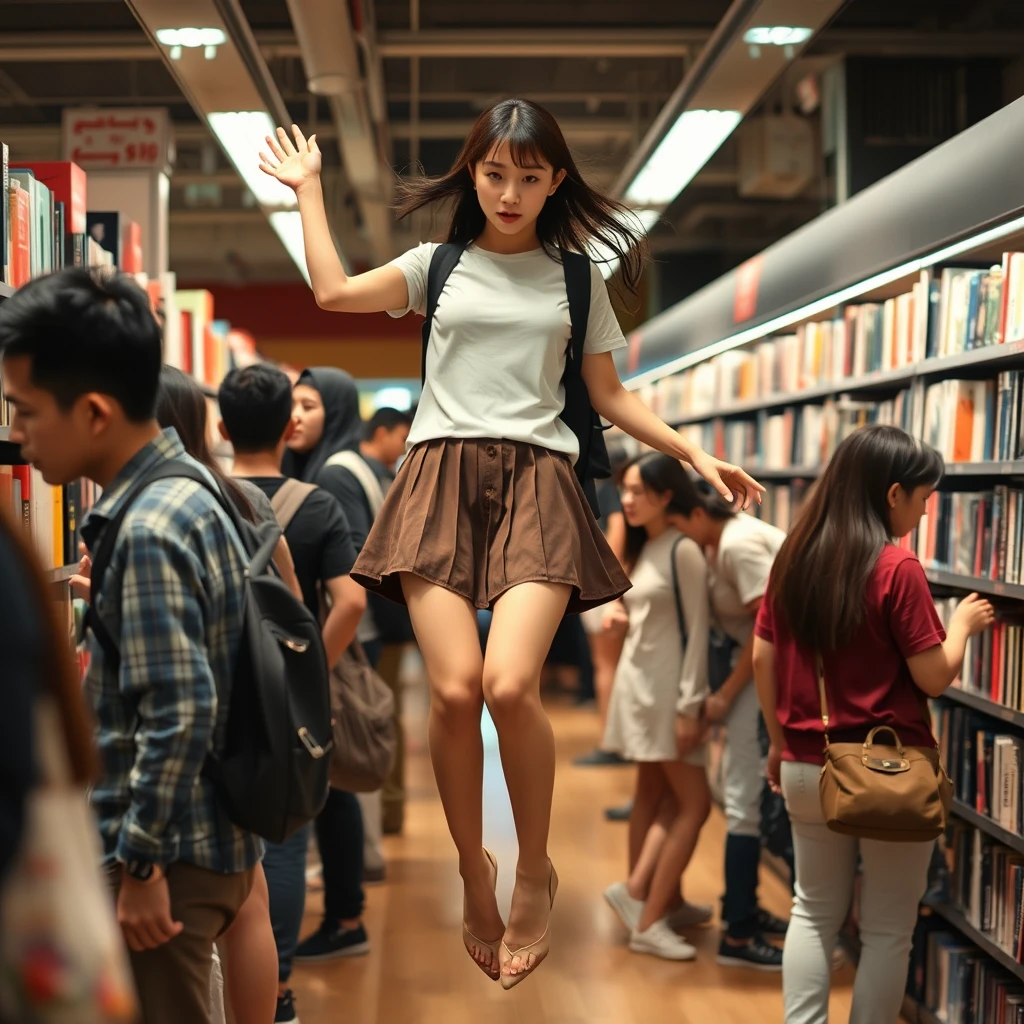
top-left (924, 569), bottom-right (1024, 601)
top-left (941, 686), bottom-right (1024, 729)
top-left (950, 798), bottom-right (1024, 857)
top-left (922, 897), bottom-right (1024, 984)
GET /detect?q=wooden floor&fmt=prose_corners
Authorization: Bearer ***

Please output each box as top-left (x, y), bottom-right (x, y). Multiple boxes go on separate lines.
top-left (290, 664), bottom-right (857, 1024)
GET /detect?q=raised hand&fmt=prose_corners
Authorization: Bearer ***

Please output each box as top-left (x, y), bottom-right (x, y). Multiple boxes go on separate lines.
top-left (259, 124), bottom-right (322, 192)
top-left (688, 449), bottom-right (765, 510)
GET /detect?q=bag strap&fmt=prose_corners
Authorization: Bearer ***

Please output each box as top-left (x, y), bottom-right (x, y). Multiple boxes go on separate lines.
top-left (270, 479), bottom-right (318, 531)
top-left (323, 451), bottom-right (385, 518)
top-left (560, 249), bottom-right (591, 375)
top-left (421, 242), bottom-right (468, 382)
top-left (670, 535), bottom-right (688, 646)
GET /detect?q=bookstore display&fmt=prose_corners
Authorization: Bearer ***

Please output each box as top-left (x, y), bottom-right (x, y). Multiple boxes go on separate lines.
top-left (618, 206), bottom-right (1024, 1022)
top-left (0, 143), bottom-right (259, 581)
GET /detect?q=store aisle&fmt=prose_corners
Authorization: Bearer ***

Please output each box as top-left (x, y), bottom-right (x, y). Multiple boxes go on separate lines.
top-left (289, 669), bottom-right (856, 1024)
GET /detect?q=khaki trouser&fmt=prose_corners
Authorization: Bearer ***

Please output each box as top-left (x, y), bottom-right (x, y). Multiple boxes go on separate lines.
top-left (107, 861), bottom-right (254, 1024)
top-left (377, 642), bottom-right (407, 833)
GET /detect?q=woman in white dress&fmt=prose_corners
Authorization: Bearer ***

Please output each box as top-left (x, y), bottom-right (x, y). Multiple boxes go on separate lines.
top-left (602, 454), bottom-right (713, 961)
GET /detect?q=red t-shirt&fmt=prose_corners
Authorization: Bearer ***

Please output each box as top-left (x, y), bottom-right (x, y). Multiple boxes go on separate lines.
top-left (754, 544), bottom-right (946, 765)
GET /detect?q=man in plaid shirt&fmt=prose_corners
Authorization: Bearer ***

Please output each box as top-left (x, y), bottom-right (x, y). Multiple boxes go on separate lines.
top-left (0, 269), bottom-right (259, 1024)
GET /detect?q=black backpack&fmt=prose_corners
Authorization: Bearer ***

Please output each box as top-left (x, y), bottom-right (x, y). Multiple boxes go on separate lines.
top-left (85, 459), bottom-right (332, 844)
top-left (422, 243), bottom-right (612, 517)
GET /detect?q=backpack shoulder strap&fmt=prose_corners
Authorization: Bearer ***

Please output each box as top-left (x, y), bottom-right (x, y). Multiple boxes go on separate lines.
top-left (670, 535), bottom-right (688, 646)
top-left (323, 451), bottom-right (385, 518)
top-left (85, 459), bottom-right (253, 671)
top-left (421, 242), bottom-right (468, 383)
top-left (270, 479), bottom-right (318, 532)
top-left (560, 249), bottom-right (592, 375)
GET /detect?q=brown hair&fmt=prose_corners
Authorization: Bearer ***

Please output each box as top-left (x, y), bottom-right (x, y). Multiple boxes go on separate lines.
top-left (394, 98), bottom-right (649, 292)
top-left (0, 507), bottom-right (96, 784)
top-left (767, 425), bottom-right (944, 651)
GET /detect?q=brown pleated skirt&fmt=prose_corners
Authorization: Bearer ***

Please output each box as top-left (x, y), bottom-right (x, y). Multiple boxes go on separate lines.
top-left (351, 437), bottom-right (631, 614)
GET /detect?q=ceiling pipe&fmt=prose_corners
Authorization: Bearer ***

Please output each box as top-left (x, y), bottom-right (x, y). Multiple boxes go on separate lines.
top-left (284, 0), bottom-right (393, 263)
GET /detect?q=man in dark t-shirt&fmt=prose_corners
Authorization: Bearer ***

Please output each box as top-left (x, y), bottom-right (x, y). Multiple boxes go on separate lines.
top-left (218, 365), bottom-right (368, 1022)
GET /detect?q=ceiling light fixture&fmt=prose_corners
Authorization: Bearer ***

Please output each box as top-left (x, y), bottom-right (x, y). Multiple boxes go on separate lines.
top-left (743, 26), bottom-right (813, 59)
top-left (155, 27), bottom-right (227, 60)
top-left (624, 109), bottom-right (742, 208)
top-left (207, 111), bottom-right (297, 210)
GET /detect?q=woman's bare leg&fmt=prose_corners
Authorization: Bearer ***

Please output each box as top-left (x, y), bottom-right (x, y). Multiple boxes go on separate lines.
top-left (402, 575), bottom-right (504, 973)
top-left (637, 761), bottom-right (712, 933)
top-left (218, 863), bottom-right (278, 1023)
top-left (627, 791), bottom-right (677, 901)
top-left (482, 581), bottom-right (572, 974)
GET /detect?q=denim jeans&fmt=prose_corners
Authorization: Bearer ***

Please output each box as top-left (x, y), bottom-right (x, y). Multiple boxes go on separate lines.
top-left (263, 823), bottom-right (311, 983)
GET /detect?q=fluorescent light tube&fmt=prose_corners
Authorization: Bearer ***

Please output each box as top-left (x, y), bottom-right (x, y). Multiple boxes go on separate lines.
top-left (743, 26), bottom-right (813, 46)
top-left (208, 111), bottom-right (297, 209)
top-left (269, 211), bottom-right (311, 284)
top-left (625, 209), bottom-right (1024, 390)
top-left (625, 109), bottom-right (742, 208)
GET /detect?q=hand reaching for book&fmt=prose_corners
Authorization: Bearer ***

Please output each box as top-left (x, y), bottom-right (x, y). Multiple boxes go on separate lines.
top-left (259, 125), bottom-right (321, 192)
top-left (950, 592), bottom-right (995, 637)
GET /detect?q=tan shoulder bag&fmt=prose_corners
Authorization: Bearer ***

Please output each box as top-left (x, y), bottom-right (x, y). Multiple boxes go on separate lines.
top-left (817, 655), bottom-right (951, 842)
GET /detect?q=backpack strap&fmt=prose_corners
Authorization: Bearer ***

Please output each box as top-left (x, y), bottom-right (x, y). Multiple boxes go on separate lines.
top-left (560, 249), bottom-right (592, 375)
top-left (85, 460), bottom-right (273, 672)
top-left (421, 242), bottom-right (469, 382)
top-left (670, 535), bottom-right (688, 646)
top-left (270, 479), bottom-right (318, 532)
top-left (323, 451), bottom-right (385, 518)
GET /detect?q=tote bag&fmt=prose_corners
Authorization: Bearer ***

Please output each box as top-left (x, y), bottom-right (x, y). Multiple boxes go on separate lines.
top-left (0, 699), bottom-right (137, 1023)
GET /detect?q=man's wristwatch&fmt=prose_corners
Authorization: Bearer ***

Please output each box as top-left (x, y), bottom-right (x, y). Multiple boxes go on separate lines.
top-left (124, 860), bottom-right (161, 883)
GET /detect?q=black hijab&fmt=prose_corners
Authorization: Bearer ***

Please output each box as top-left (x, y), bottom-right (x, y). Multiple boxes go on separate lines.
top-left (283, 367), bottom-right (364, 483)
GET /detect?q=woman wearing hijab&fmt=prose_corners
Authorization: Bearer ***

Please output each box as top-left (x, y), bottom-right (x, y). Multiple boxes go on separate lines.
top-left (283, 367), bottom-right (380, 962)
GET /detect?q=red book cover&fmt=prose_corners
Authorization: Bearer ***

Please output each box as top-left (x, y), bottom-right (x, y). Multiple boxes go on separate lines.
top-left (9, 182), bottom-right (30, 287)
top-left (21, 161), bottom-right (87, 234)
top-left (122, 220), bottom-right (143, 273)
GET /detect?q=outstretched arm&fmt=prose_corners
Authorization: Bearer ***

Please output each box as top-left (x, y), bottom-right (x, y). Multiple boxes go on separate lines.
top-left (260, 125), bottom-right (408, 313)
top-left (582, 351), bottom-right (764, 508)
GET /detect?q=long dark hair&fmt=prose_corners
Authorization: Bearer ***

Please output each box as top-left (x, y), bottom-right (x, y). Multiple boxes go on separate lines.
top-left (394, 98), bottom-right (649, 291)
top-left (155, 365), bottom-right (255, 523)
top-left (623, 453), bottom-right (703, 568)
top-left (767, 425), bottom-right (944, 651)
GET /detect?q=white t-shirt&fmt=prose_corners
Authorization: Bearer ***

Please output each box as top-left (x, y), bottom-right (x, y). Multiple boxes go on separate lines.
top-left (708, 512), bottom-right (786, 645)
top-left (388, 242), bottom-right (627, 462)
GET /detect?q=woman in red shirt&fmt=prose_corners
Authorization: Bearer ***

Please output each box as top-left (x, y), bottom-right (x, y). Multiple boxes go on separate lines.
top-left (753, 425), bottom-right (993, 1024)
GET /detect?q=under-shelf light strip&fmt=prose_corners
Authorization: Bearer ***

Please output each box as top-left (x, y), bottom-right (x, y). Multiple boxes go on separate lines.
top-left (626, 210), bottom-right (1024, 391)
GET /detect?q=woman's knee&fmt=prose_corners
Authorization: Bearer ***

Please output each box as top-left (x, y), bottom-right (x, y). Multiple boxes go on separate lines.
top-left (430, 675), bottom-right (484, 723)
top-left (481, 669), bottom-right (539, 720)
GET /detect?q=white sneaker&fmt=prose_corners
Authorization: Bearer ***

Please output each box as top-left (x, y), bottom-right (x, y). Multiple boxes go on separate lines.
top-left (604, 881), bottom-right (644, 931)
top-left (665, 900), bottom-right (714, 930)
top-left (629, 919), bottom-right (697, 961)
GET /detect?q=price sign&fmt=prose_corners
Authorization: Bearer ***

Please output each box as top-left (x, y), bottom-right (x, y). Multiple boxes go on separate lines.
top-left (61, 108), bottom-right (172, 171)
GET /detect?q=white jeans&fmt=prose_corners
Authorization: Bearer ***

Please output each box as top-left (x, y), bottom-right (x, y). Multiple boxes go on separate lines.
top-left (722, 680), bottom-right (764, 837)
top-left (781, 760), bottom-right (932, 1024)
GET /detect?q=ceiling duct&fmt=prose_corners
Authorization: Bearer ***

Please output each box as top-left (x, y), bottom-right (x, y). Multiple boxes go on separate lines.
top-left (284, 0), bottom-right (393, 264)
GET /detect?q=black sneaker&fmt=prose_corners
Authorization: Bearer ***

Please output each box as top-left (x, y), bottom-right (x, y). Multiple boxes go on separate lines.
top-left (275, 990), bottom-right (299, 1024)
top-left (574, 749), bottom-right (631, 767)
top-left (755, 908), bottom-right (790, 937)
top-left (604, 800), bottom-right (634, 822)
top-left (716, 936), bottom-right (784, 971)
top-left (294, 921), bottom-right (370, 962)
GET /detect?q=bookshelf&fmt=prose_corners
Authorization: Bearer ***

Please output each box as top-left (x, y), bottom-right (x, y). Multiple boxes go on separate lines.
top-left (943, 685), bottom-right (1024, 729)
top-left (924, 569), bottom-right (1024, 599)
top-left (0, 283), bottom-right (13, 300)
top-left (950, 798), bottom-right (1024, 858)
top-left (922, 897), bottom-right (1024, 984)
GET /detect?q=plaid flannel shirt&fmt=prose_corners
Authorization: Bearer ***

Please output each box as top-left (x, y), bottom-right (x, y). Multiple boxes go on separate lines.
top-left (81, 428), bottom-right (262, 874)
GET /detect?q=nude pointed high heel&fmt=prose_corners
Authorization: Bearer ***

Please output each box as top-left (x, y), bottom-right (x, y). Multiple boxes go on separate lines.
top-left (463, 847), bottom-right (503, 980)
top-left (499, 862), bottom-right (558, 991)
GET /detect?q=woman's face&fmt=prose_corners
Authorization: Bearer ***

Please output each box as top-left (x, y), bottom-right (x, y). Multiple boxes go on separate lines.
top-left (620, 465), bottom-right (670, 530)
top-left (289, 383), bottom-right (325, 453)
top-left (471, 141), bottom-right (566, 241)
top-left (889, 483), bottom-right (934, 538)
